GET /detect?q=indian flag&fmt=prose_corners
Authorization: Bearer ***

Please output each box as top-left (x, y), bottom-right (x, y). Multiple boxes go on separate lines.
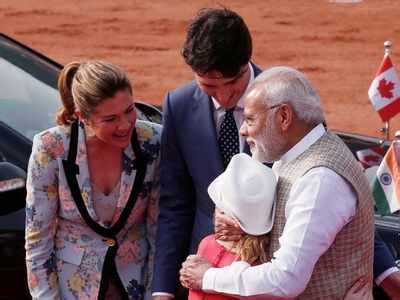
top-left (372, 142), bottom-right (400, 215)
top-left (368, 54), bottom-right (400, 122)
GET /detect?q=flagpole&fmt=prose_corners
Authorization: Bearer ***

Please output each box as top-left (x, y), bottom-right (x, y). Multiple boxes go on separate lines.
top-left (381, 121), bottom-right (390, 141)
top-left (381, 40), bottom-right (392, 141)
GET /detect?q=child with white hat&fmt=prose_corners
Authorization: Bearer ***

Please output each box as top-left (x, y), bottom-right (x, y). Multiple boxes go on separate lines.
top-left (188, 153), bottom-right (277, 300)
top-left (186, 153), bottom-right (372, 300)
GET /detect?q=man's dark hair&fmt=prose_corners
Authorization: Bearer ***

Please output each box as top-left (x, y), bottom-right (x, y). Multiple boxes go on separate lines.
top-left (182, 8), bottom-right (252, 78)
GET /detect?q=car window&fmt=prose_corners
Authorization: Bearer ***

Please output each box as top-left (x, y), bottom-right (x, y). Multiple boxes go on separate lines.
top-left (0, 35), bottom-right (62, 141)
top-left (0, 57), bottom-right (60, 140)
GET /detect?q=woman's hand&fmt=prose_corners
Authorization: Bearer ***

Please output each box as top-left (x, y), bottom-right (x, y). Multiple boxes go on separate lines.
top-left (214, 209), bottom-right (243, 241)
top-left (344, 277), bottom-right (372, 300)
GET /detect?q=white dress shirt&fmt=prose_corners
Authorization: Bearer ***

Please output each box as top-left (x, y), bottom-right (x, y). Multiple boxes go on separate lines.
top-left (152, 64), bottom-right (255, 299)
top-left (202, 124), bottom-right (357, 298)
top-left (212, 63), bottom-right (255, 152)
top-left (376, 267), bottom-right (400, 286)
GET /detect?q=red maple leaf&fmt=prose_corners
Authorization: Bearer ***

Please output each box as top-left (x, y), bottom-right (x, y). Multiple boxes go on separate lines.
top-left (377, 78), bottom-right (395, 99)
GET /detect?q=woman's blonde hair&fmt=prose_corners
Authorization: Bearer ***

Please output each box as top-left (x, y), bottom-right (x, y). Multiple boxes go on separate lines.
top-left (56, 60), bottom-right (132, 125)
top-left (236, 233), bottom-right (270, 265)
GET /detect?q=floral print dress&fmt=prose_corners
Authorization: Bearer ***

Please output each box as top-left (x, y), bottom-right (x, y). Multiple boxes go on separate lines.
top-left (25, 120), bottom-right (161, 300)
top-left (92, 181), bottom-right (123, 299)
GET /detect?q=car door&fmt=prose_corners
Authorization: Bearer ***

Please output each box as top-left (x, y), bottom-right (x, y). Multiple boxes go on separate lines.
top-left (0, 33), bottom-right (58, 299)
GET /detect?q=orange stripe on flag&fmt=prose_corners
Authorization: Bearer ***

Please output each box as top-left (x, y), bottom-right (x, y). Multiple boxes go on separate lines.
top-left (376, 54), bottom-right (393, 77)
top-left (384, 145), bottom-right (400, 206)
top-left (378, 98), bottom-right (400, 121)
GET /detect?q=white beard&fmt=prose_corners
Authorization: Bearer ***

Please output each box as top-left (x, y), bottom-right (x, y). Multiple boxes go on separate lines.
top-left (250, 114), bottom-right (287, 164)
top-left (251, 143), bottom-right (269, 163)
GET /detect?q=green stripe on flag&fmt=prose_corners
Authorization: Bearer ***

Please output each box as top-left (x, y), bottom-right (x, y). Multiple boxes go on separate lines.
top-left (372, 178), bottom-right (391, 215)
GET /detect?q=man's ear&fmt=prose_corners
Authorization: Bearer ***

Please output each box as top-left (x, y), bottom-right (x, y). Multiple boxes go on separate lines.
top-left (277, 104), bottom-right (293, 131)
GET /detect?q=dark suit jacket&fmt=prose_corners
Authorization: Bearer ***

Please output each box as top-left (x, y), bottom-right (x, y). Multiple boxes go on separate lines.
top-left (152, 64), bottom-right (262, 294)
top-left (374, 230), bottom-right (397, 281)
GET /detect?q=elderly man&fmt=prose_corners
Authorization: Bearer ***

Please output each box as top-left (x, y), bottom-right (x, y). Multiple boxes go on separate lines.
top-left (180, 66), bottom-right (374, 299)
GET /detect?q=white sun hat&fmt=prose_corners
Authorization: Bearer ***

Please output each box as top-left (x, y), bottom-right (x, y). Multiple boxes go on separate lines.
top-left (208, 153), bottom-right (277, 235)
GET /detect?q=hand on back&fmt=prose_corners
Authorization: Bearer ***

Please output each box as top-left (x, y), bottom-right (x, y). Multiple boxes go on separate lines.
top-left (344, 277), bottom-right (372, 300)
top-left (214, 209), bottom-right (243, 241)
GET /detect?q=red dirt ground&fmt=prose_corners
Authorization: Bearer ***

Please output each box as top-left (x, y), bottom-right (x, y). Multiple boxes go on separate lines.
top-left (2, 0), bottom-right (400, 138)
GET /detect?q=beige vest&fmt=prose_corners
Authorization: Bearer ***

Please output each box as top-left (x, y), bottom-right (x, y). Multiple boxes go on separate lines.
top-left (268, 132), bottom-right (374, 299)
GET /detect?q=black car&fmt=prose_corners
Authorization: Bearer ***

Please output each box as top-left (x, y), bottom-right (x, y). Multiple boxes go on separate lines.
top-left (0, 33), bottom-right (398, 299)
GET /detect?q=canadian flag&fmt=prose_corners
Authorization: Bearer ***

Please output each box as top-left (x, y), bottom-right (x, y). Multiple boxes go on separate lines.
top-left (356, 146), bottom-right (387, 169)
top-left (368, 54), bottom-right (400, 121)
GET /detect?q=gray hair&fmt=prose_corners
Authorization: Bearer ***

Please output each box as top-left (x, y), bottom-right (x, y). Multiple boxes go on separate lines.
top-left (249, 66), bottom-right (325, 125)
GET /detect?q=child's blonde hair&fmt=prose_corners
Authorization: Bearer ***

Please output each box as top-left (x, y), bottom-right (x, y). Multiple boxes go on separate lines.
top-left (236, 233), bottom-right (270, 265)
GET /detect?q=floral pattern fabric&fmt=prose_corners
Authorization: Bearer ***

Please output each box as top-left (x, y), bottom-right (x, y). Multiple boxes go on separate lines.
top-left (25, 120), bottom-right (161, 300)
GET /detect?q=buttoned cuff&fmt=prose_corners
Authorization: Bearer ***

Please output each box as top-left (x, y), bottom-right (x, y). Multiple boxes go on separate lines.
top-left (152, 292), bottom-right (175, 298)
top-left (375, 267), bottom-right (400, 286)
top-left (202, 261), bottom-right (250, 293)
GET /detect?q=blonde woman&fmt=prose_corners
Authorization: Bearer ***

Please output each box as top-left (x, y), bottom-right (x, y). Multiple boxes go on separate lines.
top-left (25, 61), bottom-right (161, 300)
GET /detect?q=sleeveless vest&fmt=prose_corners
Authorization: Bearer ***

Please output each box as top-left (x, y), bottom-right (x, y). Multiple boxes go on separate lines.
top-left (268, 132), bottom-right (374, 299)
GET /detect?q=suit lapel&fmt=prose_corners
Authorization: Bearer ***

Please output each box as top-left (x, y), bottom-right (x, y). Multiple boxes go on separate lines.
top-left (187, 64), bottom-right (262, 174)
top-left (75, 123), bottom-right (98, 222)
top-left (64, 122), bottom-right (146, 238)
top-left (76, 123), bottom-right (140, 226)
top-left (111, 143), bottom-right (137, 225)
top-left (191, 87), bottom-right (224, 175)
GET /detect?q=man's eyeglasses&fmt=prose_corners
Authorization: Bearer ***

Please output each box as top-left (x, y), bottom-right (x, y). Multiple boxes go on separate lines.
top-left (266, 104), bottom-right (282, 112)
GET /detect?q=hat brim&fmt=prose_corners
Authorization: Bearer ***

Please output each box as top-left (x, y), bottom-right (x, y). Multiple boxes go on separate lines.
top-left (208, 175), bottom-right (235, 219)
top-left (208, 173), bottom-right (276, 236)
top-left (240, 200), bottom-right (276, 235)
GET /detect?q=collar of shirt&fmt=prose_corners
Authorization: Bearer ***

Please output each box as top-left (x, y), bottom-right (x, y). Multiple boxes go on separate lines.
top-left (212, 63), bottom-right (255, 112)
top-left (272, 123), bottom-right (326, 176)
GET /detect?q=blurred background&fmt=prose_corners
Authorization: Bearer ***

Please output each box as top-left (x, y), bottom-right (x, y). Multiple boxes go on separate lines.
top-left (1, 0), bottom-right (400, 137)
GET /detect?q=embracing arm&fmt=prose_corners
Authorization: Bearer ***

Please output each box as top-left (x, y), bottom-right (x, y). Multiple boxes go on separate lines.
top-left (202, 168), bottom-right (357, 298)
top-left (152, 93), bottom-right (196, 295)
top-left (25, 132), bottom-right (61, 300)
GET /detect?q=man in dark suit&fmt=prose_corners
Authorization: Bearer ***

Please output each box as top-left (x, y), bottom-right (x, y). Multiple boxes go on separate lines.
top-left (152, 8), bottom-right (262, 299)
top-left (374, 231), bottom-right (400, 299)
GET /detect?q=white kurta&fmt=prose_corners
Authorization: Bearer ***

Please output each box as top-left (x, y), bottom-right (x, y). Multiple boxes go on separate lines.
top-left (203, 124), bottom-right (357, 298)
